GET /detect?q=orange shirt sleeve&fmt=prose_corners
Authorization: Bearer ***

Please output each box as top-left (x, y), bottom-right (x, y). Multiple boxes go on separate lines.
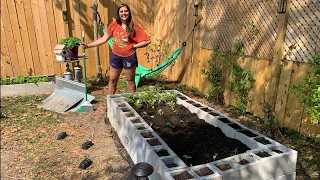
top-left (132, 24), bottom-right (150, 43)
top-left (106, 21), bottom-right (118, 37)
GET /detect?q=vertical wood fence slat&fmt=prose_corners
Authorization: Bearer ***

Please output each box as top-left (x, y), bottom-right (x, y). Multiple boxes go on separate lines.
top-left (15, 0), bottom-right (35, 76)
top-left (282, 62), bottom-right (307, 130)
top-left (7, 0), bottom-right (29, 75)
top-left (46, 0), bottom-right (63, 76)
top-left (52, 0), bottom-right (69, 75)
top-left (38, 0), bottom-right (55, 75)
top-left (30, 0), bottom-right (48, 75)
top-left (275, 61), bottom-right (294, 125)
top-left (1, 0), bottom-right (21, 76)
top-left (22, 0), bottom-right (42, 76)
top-left (1, 20), bottom-right (14, 77)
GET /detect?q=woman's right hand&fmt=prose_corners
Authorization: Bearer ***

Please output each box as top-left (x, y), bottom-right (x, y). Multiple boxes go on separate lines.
top-left (81, 43), bottom-right (88, 49)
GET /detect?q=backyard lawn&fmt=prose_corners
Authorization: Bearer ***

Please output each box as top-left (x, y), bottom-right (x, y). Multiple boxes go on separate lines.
top-left (1, 77), bottom-right (319, 179)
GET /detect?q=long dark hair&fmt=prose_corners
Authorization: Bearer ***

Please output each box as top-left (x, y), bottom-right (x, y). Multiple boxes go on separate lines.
top-left (116, 3), bottom-right (135, 36)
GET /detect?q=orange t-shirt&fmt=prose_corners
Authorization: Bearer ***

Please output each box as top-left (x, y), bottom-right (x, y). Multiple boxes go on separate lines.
top-left (107, 21), bottom-right (150, 57)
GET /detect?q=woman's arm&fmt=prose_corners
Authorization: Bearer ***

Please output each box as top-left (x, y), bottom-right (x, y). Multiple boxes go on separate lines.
top-left (82, 33), bottom-right (112, 49)
top-left (133, 39), bottom-right (151, 49)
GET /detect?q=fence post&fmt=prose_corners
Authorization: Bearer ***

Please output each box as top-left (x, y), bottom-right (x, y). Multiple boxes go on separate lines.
top-left (265, 0), bottom-right (291, 123)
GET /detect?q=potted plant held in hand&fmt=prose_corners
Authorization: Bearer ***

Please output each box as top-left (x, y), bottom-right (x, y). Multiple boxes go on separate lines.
top-left (59, 37), bottom-right (81, 59)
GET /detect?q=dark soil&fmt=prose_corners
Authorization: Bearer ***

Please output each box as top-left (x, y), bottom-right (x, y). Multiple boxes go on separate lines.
top-left (141, 132), bottom-right (154, 138)
top-left (238, 159), bottom-right (249, 165)
top-left (239, 129), bottom-right (258, 137)
top-left (155, 149), bottom-right (170, 157)
top-left (255, 151), bottom-right (271, 158)
top-left (254, 137), bottom-right (271, 145)
top-left (216, 163), bottom-right (232, 171)
top-left (272, 149), bottom-right (283, 154)
top-left (173, 171), bottom-right (194, 180)
top-left (134, 104), bottom-right (250, 166)
top-left (194, 167), bottom-right (214, 176)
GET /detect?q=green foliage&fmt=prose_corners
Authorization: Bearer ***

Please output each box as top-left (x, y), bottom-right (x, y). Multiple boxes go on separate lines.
top-left (59, 37), bottom-right (81, 49)
top-left (125, 87), bottom-right (177, 109)
top-left (183, 155), bottom-right (192, 160)
top-left (157, 109), bottom-right (164, 116)
top-left (145, 39), bottom-right (171, 66)
top-left (166, 122), bottom-right (175, 128)
top-left (201, 52), bottom-right (224, 103)
top-left (0, 76), bottom-right (49, 85)
top-left (201, 21), bottom-right (257, 109)
top-left (230, 64), bottom-right (255, 113)
top-left (291, 54), bottom-right (320, 124)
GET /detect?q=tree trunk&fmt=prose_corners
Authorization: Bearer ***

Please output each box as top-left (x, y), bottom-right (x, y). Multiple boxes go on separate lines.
top-left (92, 0), bottom-right (103, 82)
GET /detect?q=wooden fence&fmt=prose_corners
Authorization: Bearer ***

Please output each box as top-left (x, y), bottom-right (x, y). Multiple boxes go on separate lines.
top-left (1, 0), bottom-right (319, 137)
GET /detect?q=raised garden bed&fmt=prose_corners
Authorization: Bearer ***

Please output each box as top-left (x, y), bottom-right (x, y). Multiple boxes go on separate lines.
top-left (1, 75), bottom-right (55, 97)
top-left (107, 91), bottom-right (297, 180)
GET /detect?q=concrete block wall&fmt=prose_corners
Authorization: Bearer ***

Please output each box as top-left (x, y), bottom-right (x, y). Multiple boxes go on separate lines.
top-left (107, 91), bottom-right (297, 180)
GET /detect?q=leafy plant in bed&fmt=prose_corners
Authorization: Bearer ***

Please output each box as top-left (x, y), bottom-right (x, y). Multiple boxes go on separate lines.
top-left (125, 87), bottom-right (250, 166)
top-left (0, 75), bottom-right (49, 85)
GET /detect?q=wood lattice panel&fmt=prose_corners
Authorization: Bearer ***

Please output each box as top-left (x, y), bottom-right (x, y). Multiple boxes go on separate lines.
top-left (200, 0), bottom-right (280, 60)
top-left (284, 0), bottom-right (320, 62)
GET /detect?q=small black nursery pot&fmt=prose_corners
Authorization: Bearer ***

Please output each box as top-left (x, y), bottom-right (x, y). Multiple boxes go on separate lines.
top-left (57, 132), bottom-right (67, 140)
top-left (79, 158), bottom-right (93, 170)
top-left (82, 141), bottom-right (94, 150)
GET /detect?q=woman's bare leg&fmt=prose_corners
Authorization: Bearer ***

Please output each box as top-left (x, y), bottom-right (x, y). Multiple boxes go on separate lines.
top-left (124, 67), bottom-right (136, 93)
top-left (108, 67), bottom-right (122, 94)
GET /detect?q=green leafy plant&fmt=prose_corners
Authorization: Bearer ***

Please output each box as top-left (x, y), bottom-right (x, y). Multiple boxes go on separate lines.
top-left (165, 122), bottom-right (175, 128)
top-left (145, 39), bottom-right (171, 66)
top-left (59, 37), bottom-right (81, 49)
top-left (157, 109), bottom-right (164, 116)
top-left (125, 87), bottom-right (177, 110)
top-left (212, 153), bottom-right (218, 161)
top-left (229, 64), bottom-right (255, 113)
top-left (201, 21), bottom-right (257, 110)
top-left (183, 154), bottom-right (192, 160)
top-left (291, 54), bottom-right (320, 124)
top-left (0, 76), bottom-right (49, 85)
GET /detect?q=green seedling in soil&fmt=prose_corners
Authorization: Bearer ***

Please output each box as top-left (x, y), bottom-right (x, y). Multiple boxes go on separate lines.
top-left (183, 154), bottom-right (192, 165)
top-left (212, 153), bottom-right (218, 161)
top-left (166, 122), bottom-right (175, 128)
top-left (157, 109), bottom-right (164, 116)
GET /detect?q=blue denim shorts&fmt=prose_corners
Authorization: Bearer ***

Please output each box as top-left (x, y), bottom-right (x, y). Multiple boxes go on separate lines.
top-left (110, 52), bottom-right (138, 69)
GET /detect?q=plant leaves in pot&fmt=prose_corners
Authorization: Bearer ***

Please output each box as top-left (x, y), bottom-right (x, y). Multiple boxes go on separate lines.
top-left (59, 37), bottom-right (81, 59)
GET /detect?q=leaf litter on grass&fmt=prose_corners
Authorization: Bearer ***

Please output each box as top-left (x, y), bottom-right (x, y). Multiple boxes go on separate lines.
top-left (1, 94), bottom-right (134, 179)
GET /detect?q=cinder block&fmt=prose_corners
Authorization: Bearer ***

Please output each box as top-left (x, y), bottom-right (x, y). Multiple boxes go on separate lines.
top-left (275, 172), bottom-right (296, 180)
top-left (228, 153), bottom-right (262, 180)
top-left (210, 158), bottom-right (240, 180)
top-left (165, 168), bottom-right (200, 180)
top-left (191, 164), bottom-right (222, 180)
top-left (215, 119), bottom-right (236, 138)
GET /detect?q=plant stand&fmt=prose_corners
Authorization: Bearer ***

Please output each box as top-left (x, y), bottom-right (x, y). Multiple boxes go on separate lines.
top-left (57, 56), bottom-right (87, 82)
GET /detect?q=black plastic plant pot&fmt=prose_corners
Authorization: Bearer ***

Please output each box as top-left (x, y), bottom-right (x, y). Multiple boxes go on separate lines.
top-left (82, 141), bottom-right (94, 150)
top-left (79, 158), bottom-right (93, 170)
top-left (131, 162), bottom-right (154, 178)
top-left (57, 132), bottom-right (67, 140)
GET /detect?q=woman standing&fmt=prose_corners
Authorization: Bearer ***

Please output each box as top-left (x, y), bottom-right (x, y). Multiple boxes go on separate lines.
top-left (82, 3), bottom-right (151, 94)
